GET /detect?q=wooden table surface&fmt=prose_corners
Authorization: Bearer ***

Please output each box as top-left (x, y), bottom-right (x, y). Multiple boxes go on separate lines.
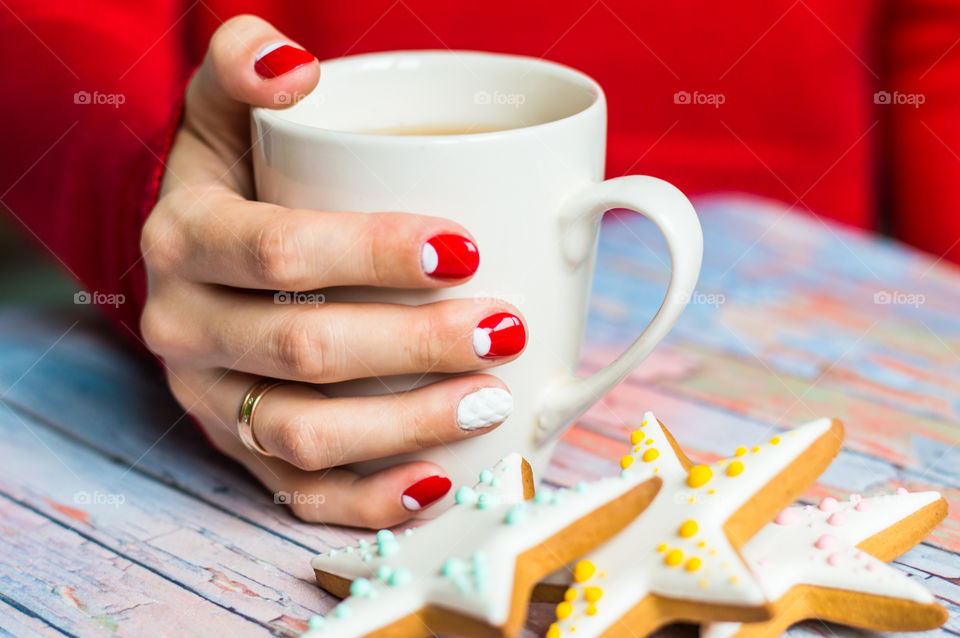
top-left (1, 196), bottom-right (958, 637)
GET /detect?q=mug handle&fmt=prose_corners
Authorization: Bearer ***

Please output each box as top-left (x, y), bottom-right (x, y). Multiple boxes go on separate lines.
top-left (535, 175), bottom-right (703, 443)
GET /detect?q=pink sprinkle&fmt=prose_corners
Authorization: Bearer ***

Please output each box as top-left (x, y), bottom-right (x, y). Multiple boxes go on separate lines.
top-left (849, 493), bottom-right (862, 504)
top-left (827, 512), bottom-right (848, 527)
top-left (866, 562), bottom-right (877, 571)
top-left (815, 534), bottom-right (838, 551)
top-left (775, 508), bottom-right (801, 526)
top-left (803, 505), bottom-right (814, 512)
top-left (818, 497), bottom-right (839, 512)
top-left (827, 553), bottom-right (843, 567)
top-left (855, 551), bottom-right (865, 559)
top-left (896, 487), bottom-right (909, 495)
top-left (855, 501), bottom-right (869, 513)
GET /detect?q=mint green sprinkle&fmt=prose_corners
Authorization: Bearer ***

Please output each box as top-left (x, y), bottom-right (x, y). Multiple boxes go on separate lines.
top-left (505, 504), bottom-right (527, 525)
top-left (455, 486), bottom-right (476, 505)
top-left (344, 546), bottom-right (354, 554)
top-left (472, 550), bottom-right (489, 591)
top-left (490, 476), bottom-right (501, 487)
top-left (620, 469), bottom-right (633, 480)
top-left (552, 489), bottom-right (567, 505)
top-left (350, 578), bottom-right (374, 598)
top-left (308, 614), bottom-right (326, 630)
top-left (334, 603), bottom-right (351, 619)
top-left (357, 539), bottom-right (370, 549)
top-left (388, 567), bottom-right (413, 586)
top-left (574, 481), bottom-right (589, 493)
top-left (404, 528), bottom-right (414, 536)
top-left (477, 492), bottom-right (497, 509)
top-left (376, 565), bottom-right (393, 582)
top-left (534, 489), bottom-right (553, 504)
top-left (442, 557), bottom-right (466, 577)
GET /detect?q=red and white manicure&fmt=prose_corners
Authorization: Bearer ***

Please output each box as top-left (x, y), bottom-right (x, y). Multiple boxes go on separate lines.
top-left (401, 475), bottom-right (452, 511)
top-left (473, 312), bottom-right (526, 358)
top-left (421, 234), bottom-right (479, 279)
top-left (254, 43), bottom-right (315, 78)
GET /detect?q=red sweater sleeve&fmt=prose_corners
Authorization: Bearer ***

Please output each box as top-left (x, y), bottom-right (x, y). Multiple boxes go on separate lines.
top-left (0, 0), bottom-right (191, 338)
top-left (882, 0), bottom-right (960, 264)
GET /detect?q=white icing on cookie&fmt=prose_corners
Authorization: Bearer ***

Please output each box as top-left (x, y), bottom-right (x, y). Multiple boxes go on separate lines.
top-left (305, 452), bottom-right (658, 635)
top-left (700, 491), bottom-right (941, 638)
top-left (549, 413), bottom-right (837, 637)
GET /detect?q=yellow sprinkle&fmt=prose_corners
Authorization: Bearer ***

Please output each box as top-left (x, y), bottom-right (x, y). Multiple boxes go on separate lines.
top-left (685, 557), bottom-right (702, 572)
top-left (599, 571), bottom-right (606, 578)
top-left (687, 464), bottom-right (713, 488)
top-left (708, 489), bottom-right (715, 495)
top-left (697, 541), bottom-right (706, 548)
top-left (620, 455), bottom-right (634, 470)
top-left (717, 459), bottom-right (726, 467)
top-left (586, 603), bottom-right (597, 616)
top-left (547, 623), bottom-right (561, 638)
top-left (584, 586), bottom-right (604, 603)
top-left (653, 468), bottom-right (659, 473)
top-left (687, 497), bottom-right (695, 504)
top-left (751, 446), bottom-right (760, 453)
top-left (726, 460), bottom-right (744, 477)
top-left (645, 438), bottom-right (653, 445)
top-left (679, 519), bottom-right (699, 538)
top-left (657, 543), bottom-right (668, 553)
top-left (642, 448), bottom-right (660, 462)
top-left (556, 601), bottom-right (573, 620)
top-left (698, 578), bottom-right (709, 588)
top-left (729, 576), bottom-right (739, 584)
top-left (665, 549), bottom-right (684, 567)
top-left (573, 560), bottom-right (596, 583)
top-left (633, 446), bottom-right (642, 453)
top-left (640, 420), bottom-right (648, 427)
top-left (735, 446), bottom-right (747, 457)
top-left (564, 588), bottom-right (578, 602)
top-left (630, 430), bottom-right (644, 445)
top-left (710, 549), bottom-right (717, 556)
top-left (770, 436), bottom-right (781, 445)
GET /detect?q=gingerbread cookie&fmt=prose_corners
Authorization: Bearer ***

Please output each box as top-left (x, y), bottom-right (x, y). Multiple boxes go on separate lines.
top-left (701, 490), bottom-right (948, 638)
top-left (305, 452), bottom-right (662, 637)
top-left (539, 412), bottom-right (844, 638)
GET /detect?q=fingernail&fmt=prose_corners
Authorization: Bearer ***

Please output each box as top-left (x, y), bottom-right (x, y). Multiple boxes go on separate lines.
top-left (401, 475), bottom-right (452, 511)
top-left (421, 234), bottom-right (479, 279)
top-left (254, 43), bottom-right (315, 78)
top-left (457, 387), bottom-right (513, 430)
top-left (473, 312), bottom-right (526, 358)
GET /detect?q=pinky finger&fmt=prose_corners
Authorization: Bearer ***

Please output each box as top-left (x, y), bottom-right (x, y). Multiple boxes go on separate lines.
top-left (244, 455), bottom-right (452, 528)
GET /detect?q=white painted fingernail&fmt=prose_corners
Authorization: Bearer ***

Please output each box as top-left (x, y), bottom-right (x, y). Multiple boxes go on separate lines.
top-left (472, 327), bottom-right (491, 357)
top-left (421, 242), bottom-right (439, 275)
top-left (456, 388), bottom-right (513, 430)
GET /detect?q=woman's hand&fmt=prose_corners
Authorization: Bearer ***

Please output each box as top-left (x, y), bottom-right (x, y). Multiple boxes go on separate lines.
top-left (139, 15), bottom-right (525, 528)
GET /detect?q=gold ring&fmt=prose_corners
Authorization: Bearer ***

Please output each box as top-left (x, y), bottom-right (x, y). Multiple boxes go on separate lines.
top-left (237, 379), bottom-right (284, 456)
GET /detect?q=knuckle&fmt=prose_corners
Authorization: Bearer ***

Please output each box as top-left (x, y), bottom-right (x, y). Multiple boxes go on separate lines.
top-left (272, 415), bottom-right (322, 470)
top-left (254, 217), bottom-right (305, 289)
top-left (141, 197), bottom-right (185, 274)
top-left (140, 301), bottom-right (180, 357)
top-left (412, 306), bottom-right (446, 369)
top-left (274, 314), bottom-right (327, 380)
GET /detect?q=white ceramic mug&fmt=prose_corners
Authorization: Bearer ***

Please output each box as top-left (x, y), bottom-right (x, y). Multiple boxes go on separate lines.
top-left (252, 50), bottom-right (702, 508)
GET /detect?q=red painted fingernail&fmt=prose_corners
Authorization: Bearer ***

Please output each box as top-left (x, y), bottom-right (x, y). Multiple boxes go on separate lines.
top-left (254, 43), bottom-right (315, 78)
top-left (401, 475), bottom-right (451, 510)
top-left (421, 234), bottom-right (479, 279)
top-left (473, 312), bottom-right (526, 358)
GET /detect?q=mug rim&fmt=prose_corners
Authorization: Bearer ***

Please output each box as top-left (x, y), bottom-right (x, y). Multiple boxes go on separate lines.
top-left (252, 49), bottom-right (606, 143)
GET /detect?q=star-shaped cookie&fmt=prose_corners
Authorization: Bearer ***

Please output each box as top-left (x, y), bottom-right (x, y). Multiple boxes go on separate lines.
top-left (540, 412), bottom-right (844, 638)
top-left (305, 452), bottom-right (662, 637)
top-left (702, 491), bottom-right (948, 638)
